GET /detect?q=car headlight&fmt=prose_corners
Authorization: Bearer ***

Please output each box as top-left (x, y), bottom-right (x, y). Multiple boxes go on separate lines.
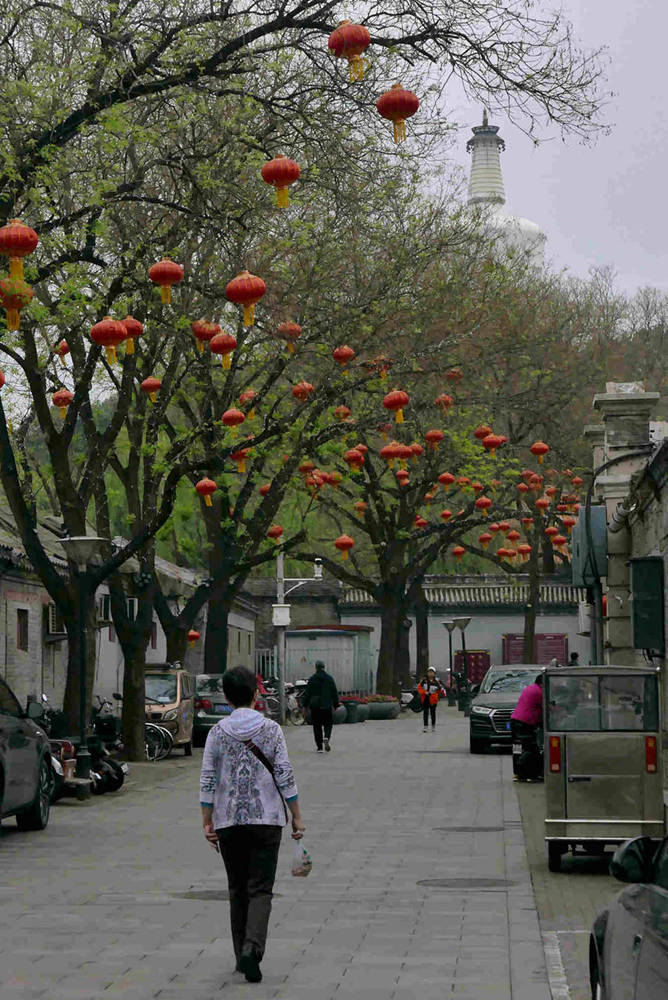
top-left (471, 705), bottom-right (493, 715)
top-left (162, 709), bottom-right (178, 721)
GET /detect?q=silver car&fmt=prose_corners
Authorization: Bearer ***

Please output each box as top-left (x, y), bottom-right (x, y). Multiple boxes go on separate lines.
top-left (0, 678), bottom-right (52, 831)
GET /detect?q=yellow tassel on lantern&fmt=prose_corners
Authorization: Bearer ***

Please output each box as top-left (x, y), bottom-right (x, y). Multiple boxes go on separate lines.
top-left (348, 55), bottom-right (367, 82)
top-left (9, 259), bottom-right (22, 280)
top-left (387, 458), bottom-right (394, 469)
top-left (125, 338), bottom-right (135, 355)
top-left (243, 304), bottom-right (255, 327)
top-left (341, 550), bottom-right (348, 560)
top-left (236, 459), bottom-right (246, 474)
top-left (538, 455), bottom-right (544, 464)
top-left (196, 341), bottom-right (204, 354)
top-left (149, 392), bottom-right (157, 403)
top-left (287, 342), bottom-right (295, 354)
top-left (60, 356), bottom-right (67, 369)
top-left (105, 346), bottom-right (117, 364)
top-left (222, 354), bottom-right (232, 370)
top-left (161, 286), bottom-right (170, 304)
top-left (248, 408), bottom-right (255, 420)
top-left (6, 309), bottom-right (19, 331)
top-left (276, 187), bottom-right (290, 208)
top-left (395, 409), bottom-right (404, 423)
top-left (59, 406), bottom-right (67, 419)
top-left (380, 370), bottom-right (387, 380)
top-left (204, 494), bottom-right (212, 507)
top-left (393, 120), bottom-right (407, 144)
top-left (399, 460), bottom-right (407, 470)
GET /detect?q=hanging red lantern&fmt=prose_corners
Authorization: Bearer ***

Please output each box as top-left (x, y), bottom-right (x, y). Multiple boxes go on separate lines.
top-left (221, 407), bottom-right (246, 430)
top-left (414, 516), bottom-right (428, 530)
top-left (535, 497), bottom-right (550, 513)
top-left (378, 422), bottom-right (393, 440)
top-left (571, 475), bottom-right (584, 488)
top-left (529, 474), bottom-right (544, 493)
top-left (482, 433), bottom-right (503, 457)
top-left (379, 441), bottom-right (400, 469)
top-left (452, 545), bottom-right (466, 562)
top-left (210, 331), bottom-right (237, 369)
top-left (424, 491), bottom-right (435, 505)
top-left (394, 443), bottom-right (412, 469)
top-left (496, 547), bottom-right (509, 563)
top-left (292, 381), bottom-right (314, 402)
top-left (122, 315), bottom-right (143, 355)
top-left (90, 316), bottom-right (128, 365)
top-left (446, 369), bottom-right (463, 382)
top-left (259, 483), bottom-right (271, 496)
top-left (187, 629), bottom-right (201, 648)
top-left (440, 509), bottom-right (452, 522)
top-left (299, 460), bottom-right (315, 477)
top-left (479, 532), bottom-right (493, 550)
top-left (354, 443), bottom-right (368, 454)
top-left (332, 344), bottom-right (356, 372)
top-left (457, 476), bottom-right (470, 489)
top-left (344, 448), bottom-right (365, 472)
top-left (506, 548), bottom-right (518, 563)
top-left (474, 425), bottom-right (492, 441)
top-left (395, 469), bottom-right (410, 487)
top-left (517, 543), bottom-right (532, 563)
top-left (376, 84), bottom-right (419, 143)
top-left (239, 388), bottom-right (257, 419)
top-left (52, 388), bottom-right (73, 419)
top-left (506, 529), bottom-right (521, 543)
top-left (334, 404), bottom-right (352, 422)
top-left (328, 20), bottom-right (371, 81)
top-left (521, 468), bottom-right (534, 481)
top-left (490, 479), bottom-right (501, 490)
top-left (545, 467), bottom-right (559, 480)
top-left (230, 447), bottom-right (250, 474)
top-left (141, 376), bottom-right (162, 403)
top-left (545, 525), bottom-right (559, 539)
top-left (0, 219), bottom-right (38, 279)
top-left (191, 319), bottom-right (221, 354)
top-left (475, 496), bottom-right (492, 516)
top-left (498, 521), bottom-right (510, 533)
top-left (471, 481), bottom-right (484, 493)
top-left (425, 429), bottom-right (444, 450)
top-left (530, 440), bottom-right (550, 464)
top-left (521, 517), bottom-right (534, 528)
top-left (517, 482), bottom-right (529, 495)
top-left (561, 515), bottom-right (577, 534)
top-left (354, 500), bottom-right (368, 516)
top-left (148, 257), bottom-right (184, 304)
top-left (489, 522), bottom-right (501, 534)
top-left (334, 534), bottom-right (354, 560)
top-left (438, 471), bottom-right (455, 492)
top-left (261, 155), bottom-right (301, 208)
top-left (435, 393), bottom-right (454, 414)
top-left (56, 339), bottom-right (70, 367)
top-left (195, 477), bottom-right (218, 507)
top-left (410, 442), bottom-right (423, 462)
top-left (552, 533), bottom-right (568, 551)
top-left (326, 471), bottom-right (343, 489)
top-left (276, 321), bottom-right (302, 353)
top-left (0, 277), bottom-right (32, 331)
top-left (268, 524), bottom-right (284, 545)
top-left (226, 270), bottom-right (266, 327)
top-left (383, 389), bottom-right (409, 423)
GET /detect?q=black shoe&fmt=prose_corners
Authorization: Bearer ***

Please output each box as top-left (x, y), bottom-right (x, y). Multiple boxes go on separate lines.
top-left (324, 738), bottom-right (331, 752)
top-left (239, 947), bottom-right (262, 983)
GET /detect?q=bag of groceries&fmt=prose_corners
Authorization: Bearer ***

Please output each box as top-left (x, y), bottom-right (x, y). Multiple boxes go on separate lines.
top-left (291, 839), bottom-right (312, 877)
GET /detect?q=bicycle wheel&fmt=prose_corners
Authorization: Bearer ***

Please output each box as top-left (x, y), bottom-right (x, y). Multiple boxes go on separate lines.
top-left (156, 726), bottom-right (174, 759)
top-left (145, 724), bottom-right (163, 761)
top-left (264, 696), bottom-right (280, 721)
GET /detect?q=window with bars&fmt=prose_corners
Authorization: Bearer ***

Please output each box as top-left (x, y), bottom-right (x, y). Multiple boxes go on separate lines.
top-left (16, 609), bottom-right (29, 651)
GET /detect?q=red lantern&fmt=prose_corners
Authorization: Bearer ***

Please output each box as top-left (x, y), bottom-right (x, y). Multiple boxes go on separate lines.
top-left (0, 277), bottom-right (32, 331)
top-left (380, 441), bottom-right (401, 468)
top-left (195, 477), bottom-right (218, 507)
top-left (395, 469), bottom-right (410, 487)
top-left (56, 339), bottom-right (70, 367)
top-left (334, 534), bottom-right (354, 560)
top-left (475, 496), bottom-right (492, 516)
top-left (276, 321), bottom-right (302, 353)
top-left (479, 532), bottom-right (493, 550)
top-left (545, 525), bottom-right (559, 539)
top-left (414, 516), bottom-right (428, 530)
top-left (355, 443), bottom-right (368, 454)
top-left (446, 369), bottom-right (463, 382)
top-left (354, 500), bottom-right (368, 516)
top-left (440, 509), bottom-right (452, 522)
top-left (141, 376), bottom-right (162, 403)
top-left (498, 521), bottom-right (510, 534)
top-left (334, 404), bottom-right (352, 422)
top-left (344, 448), bottom-right (365, 471)
top-left (474, 425), bottom-right (492, 441)
top-left (148, 257), bottom-right (184, 304)
top-left (506, 548), bottom-right (518, 563)
top-left (226, 270), bottom-right (266, 327)
top-left (496, 547), bottom-right (509, 563)
top-left (438, 471), bottom-right (455, 492)
top-left (517, 543), bottom-right (532, 563)
top-left (489, 522), bottom-right (501, 534)
top-left (571, 475), bottom-right (584, 488)
top-left (191, 319), bottom-right (221, 354)
top-left (383, 389), bottom-right (409, 424)
top-left (435, 393), bottom-right (454, 414)
top-left (490, 479), bottom-right (501, 490)
top-left (530, 440), bottom-right (549, 464)
top-left (261, 155), bottom-right (301, 208)
top-left (52, 388), bottom-right (73, 419)
top-left (0, 370), bottom-right (5, 389)
top-left (378, 422), bottom-right (393, 439)
top-left (535, 497), bottom-right (550, 513)
top-left (187, 629), bottom-right (201, 648)
top-left (210, 331), bottom-right (237, 369)
top-left (410, 442), bottom-right (423, 462)
top-left (545, 485), bottom-right (558, 498)
top-left (328, 20), bottom-right (371, 81)
top-left (299, 460), bottom-right (315, 476)
top-left (332, 344), bottom-right (356, 372)
top-left (517, 482), bottom-right (529, 495)
top-left (482, 433), bottom-right (503, 457)
top-left (230, 447), bottom-right (250, 474)
top-left (292, 381), bottom-right (314, 402)
top-left (452, 545), bottom-right (466, 562)
top-left (239, 388), bottom-right (257, 419)
top-left (506, 529), bottom-right (521, 543)
top-left (457, 476), bottom-right (470, 489)
top-left (424, 491), bottom-right (435, 505)
top-left (0, 219), bottom-right (38, 279)
top-left (552, 533), bottom-right (568, 551)
top-left (260, 483), bottom-right (271, 496)
top-left (425, 429), bottom-right (444, 450)
top-left (221, 407), bottom-right (246, 430)
top-left (90, 316), bottom-right (127, 365)
top-left (561, 515), bottom-right (577, 534)
top-left (268, 524), bottom-right (284, 545)
top-left (521, 517), bottom-right (534, 528)
top-left (376, 84), bottom-right (419, 144)
top-left (122, 315), bottom-right (143, 355)
top-left (471, 481), bottom-right (484, 493)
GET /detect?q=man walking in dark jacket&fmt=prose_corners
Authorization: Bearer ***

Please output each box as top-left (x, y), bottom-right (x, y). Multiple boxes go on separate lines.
top-left (302, 661), bottom-right (339, 753)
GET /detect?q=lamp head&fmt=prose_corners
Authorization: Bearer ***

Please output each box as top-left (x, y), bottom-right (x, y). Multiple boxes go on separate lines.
top-left (453, 616), bottom-right (471, 632)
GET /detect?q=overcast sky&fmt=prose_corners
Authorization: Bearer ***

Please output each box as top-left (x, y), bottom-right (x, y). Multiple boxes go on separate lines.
top-left (448, 0), bottom-right (663, 295)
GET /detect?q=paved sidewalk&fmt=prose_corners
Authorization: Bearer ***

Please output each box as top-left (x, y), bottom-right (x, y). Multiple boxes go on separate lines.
top-left (0, 708), bottom-right (549, 999)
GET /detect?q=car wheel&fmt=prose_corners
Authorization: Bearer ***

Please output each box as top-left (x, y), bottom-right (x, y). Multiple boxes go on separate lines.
top-left (547, 841), bottom-right (563, 873)
top-left (469, 736), bottom-right (486, 754)
top-left (184, 740), bottom-right (193, 757)
top-left (16, 756), bottom-right (52, 831)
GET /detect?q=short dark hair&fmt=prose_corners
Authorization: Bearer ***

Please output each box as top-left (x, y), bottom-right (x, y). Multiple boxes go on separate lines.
top-left (315, 660), bottom-right (325, 671)
top-left (535, 673), bottom-right (544, 686)
top-left (222, 666), bottom-right (257, 707)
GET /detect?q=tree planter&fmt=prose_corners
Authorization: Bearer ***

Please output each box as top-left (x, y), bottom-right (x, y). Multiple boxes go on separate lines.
top-left (332, 705), bottom-right (347, 725)
top-left (356, 703), bottom-right (370, 722)
top-left (343, 701), bottom-right (359, 723)
top-left (367, 702), bottom-right (398, 720)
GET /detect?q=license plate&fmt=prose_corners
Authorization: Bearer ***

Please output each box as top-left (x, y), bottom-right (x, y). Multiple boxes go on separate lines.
top-left (216, 704), bottom-right (232, 714)
top-left (506, 722), bottom-right (511, 731)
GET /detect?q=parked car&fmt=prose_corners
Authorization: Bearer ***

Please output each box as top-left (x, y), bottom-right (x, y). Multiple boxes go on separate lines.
top-left (193, 674), bottom-right (266, 747)
top-left (590, 835), bottom-right (668, 999)
top-left (0, 678), bottom-right (53, 831)
top-left (144, 664), bottom-right (196, 755)
top-left (469, 664), bottom-right (541, 753)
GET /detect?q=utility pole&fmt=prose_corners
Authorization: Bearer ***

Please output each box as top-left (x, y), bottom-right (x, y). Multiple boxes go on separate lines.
top-left (274, 550), bottom-right (288, 725)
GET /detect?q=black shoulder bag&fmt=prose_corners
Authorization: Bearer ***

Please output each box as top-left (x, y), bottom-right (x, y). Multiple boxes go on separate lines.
top-left (243, 739), bottom-right (290, 823)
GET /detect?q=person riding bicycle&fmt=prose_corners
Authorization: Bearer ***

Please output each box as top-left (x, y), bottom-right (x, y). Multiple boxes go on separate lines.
top-left (301, 661), bottom-right (339, 753)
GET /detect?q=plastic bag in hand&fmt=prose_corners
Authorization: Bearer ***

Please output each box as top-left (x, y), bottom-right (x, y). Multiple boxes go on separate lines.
top-left (291, 839), bottom-right (312, 877)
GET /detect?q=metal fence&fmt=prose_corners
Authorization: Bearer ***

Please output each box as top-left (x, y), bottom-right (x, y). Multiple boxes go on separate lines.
top-left (255, 646), bottom-right (277, 679)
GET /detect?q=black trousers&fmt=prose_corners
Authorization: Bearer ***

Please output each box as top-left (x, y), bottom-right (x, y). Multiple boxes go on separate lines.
top-left (217, 825), bottom-right (282, 962)
top-left (423, 701), bottom-right (436, 726)
top-left (311, 707), bottom-right (333, 749)
top-left (511, 719), bottom-right (542, 779)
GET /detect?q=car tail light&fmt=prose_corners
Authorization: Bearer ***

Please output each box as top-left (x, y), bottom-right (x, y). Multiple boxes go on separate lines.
top-left (548, 736), bottom-right (562, 773)
top-left (195, 698), bottom-right (212, 711)
top-left (645, 736), bottom-right (657, 773)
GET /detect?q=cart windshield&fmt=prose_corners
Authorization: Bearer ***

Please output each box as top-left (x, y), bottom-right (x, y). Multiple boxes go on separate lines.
top-left (547, 674), bottom-right (659, 732)
top-left (145, 673), bottom-right (178, 704)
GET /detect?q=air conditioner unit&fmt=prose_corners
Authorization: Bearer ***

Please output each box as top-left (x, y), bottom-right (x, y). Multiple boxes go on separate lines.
top-left (126, 597), bottom-right (138, 622)
top-left (578, 601), bottom-right (592, 636)
top-left (46, 603), bottom-right (66, 636)
top-left (97, 594), bottom-right (112, 624)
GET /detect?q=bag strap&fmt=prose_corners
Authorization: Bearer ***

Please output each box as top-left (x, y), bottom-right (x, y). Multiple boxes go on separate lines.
top-left (243, 738), bottom-right (290, 824)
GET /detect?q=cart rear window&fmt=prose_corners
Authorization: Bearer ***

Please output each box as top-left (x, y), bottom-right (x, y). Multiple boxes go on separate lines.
top-left (547, 675), bottom-right (659, 732)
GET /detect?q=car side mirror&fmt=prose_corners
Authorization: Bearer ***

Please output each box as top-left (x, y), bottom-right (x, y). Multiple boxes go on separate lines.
top-left (112, 692), bottom-right (122, 701)
top-left (610, 837), bottom-right (656, 884)
top-left (470, 684), bottom-right (480, 697)
top-left (27, 701), bottom-right (45, 720)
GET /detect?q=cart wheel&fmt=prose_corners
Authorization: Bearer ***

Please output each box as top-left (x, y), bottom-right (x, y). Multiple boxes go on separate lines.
top-left (547, 841), bottom-right (563, 873)
top-left (184, 740), bottom-right (193, 757)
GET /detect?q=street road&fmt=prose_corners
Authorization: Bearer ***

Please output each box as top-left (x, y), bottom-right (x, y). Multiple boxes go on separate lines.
top-left (0, 709), bottom-right (576, 1000)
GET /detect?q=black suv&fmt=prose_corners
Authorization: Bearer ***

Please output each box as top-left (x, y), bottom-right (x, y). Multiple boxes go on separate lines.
top-left (0, 678), bottom-right (52, 831)
top-left (469, 665), bottom-right (541, 753)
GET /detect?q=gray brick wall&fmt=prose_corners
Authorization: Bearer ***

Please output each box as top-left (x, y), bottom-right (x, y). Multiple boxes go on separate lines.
top-left (254, 595), bottom-right (339, 649)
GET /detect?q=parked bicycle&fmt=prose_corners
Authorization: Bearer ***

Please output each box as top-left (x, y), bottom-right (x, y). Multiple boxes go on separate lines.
top-left (262, 680), bottom-right (307, 725)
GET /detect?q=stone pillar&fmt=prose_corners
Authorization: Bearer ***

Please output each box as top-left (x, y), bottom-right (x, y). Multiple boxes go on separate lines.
top-left (592, 384), bottom-right (660, 665)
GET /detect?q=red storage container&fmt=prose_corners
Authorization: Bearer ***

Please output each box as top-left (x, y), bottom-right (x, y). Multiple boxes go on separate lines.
top-left (454, 649), bottom-right (490, 685)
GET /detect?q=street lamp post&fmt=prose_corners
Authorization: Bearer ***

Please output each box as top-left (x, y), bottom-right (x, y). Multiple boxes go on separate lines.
top-left (453, 616), bottom-right (471, 713)
top-left (59, 535), bottom-right (106, 779)
top-left (273, 556), bottom-right (323, 725)
top-left (442, 621), bottom-right (457, 705)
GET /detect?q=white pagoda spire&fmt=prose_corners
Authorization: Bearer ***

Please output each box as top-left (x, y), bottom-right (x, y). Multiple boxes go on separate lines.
top-left (466, 109), bottom-right (506, 206)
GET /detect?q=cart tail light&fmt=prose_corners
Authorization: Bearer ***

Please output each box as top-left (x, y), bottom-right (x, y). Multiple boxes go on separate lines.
top-left (549, 736), bottom-right (562, 773)
top-left (645, 736), bottom-right (657, 773)
top-left (195, 698), bottom-right (212, 711)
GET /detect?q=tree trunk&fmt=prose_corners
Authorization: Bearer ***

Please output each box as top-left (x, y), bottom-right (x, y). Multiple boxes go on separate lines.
top-left (165, 623), bottom-right (189, 665)
top-left (204, 585), bottom-right (232, 674)
top-left (397, 617), bottom-right (412, 687)
top-left (523, 547), bottom-right (541, 663)
top-left (121, 644), bottom-right (147, 761)
top-left (377, 597), bottom-right (403, 695)
top-left (62, 587), bottom-right (96, 734)
top-left (412, 584), bottom-right (429, 679)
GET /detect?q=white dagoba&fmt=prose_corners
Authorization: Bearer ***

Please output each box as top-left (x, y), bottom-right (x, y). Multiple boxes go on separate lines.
top-left (466, 111), bottom-right (546, 265)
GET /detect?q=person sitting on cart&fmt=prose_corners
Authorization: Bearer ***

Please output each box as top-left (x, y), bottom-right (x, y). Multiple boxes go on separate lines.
top-left (510, 673), bottom-right (544, 782)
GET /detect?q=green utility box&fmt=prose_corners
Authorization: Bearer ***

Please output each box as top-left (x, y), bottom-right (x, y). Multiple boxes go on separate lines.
top-left (629, 557), bottom-right (665, 655)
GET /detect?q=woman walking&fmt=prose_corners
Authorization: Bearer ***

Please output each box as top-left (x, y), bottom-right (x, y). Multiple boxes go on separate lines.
top-left (418, 666), bottom-right (446, 733)
top-left (200, 666), bottom-right (305, 983)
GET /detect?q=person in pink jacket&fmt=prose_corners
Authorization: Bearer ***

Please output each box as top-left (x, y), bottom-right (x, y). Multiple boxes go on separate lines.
top-left (511, 674), bottom-right (543, 781)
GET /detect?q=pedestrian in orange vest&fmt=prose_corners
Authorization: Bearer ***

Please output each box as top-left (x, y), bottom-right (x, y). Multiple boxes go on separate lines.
top-left (417, 667), bottom-right (446, 733)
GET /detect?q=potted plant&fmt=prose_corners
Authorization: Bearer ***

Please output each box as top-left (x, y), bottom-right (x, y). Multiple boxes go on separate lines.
top-left (366, 694), bottom-right (400, 720)
top-left (332, 705), bottom-right (347, 725)
top-left (356, 697), bottom-right (370, 722)
top-left (340, 694), bottom-right (359, 723)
